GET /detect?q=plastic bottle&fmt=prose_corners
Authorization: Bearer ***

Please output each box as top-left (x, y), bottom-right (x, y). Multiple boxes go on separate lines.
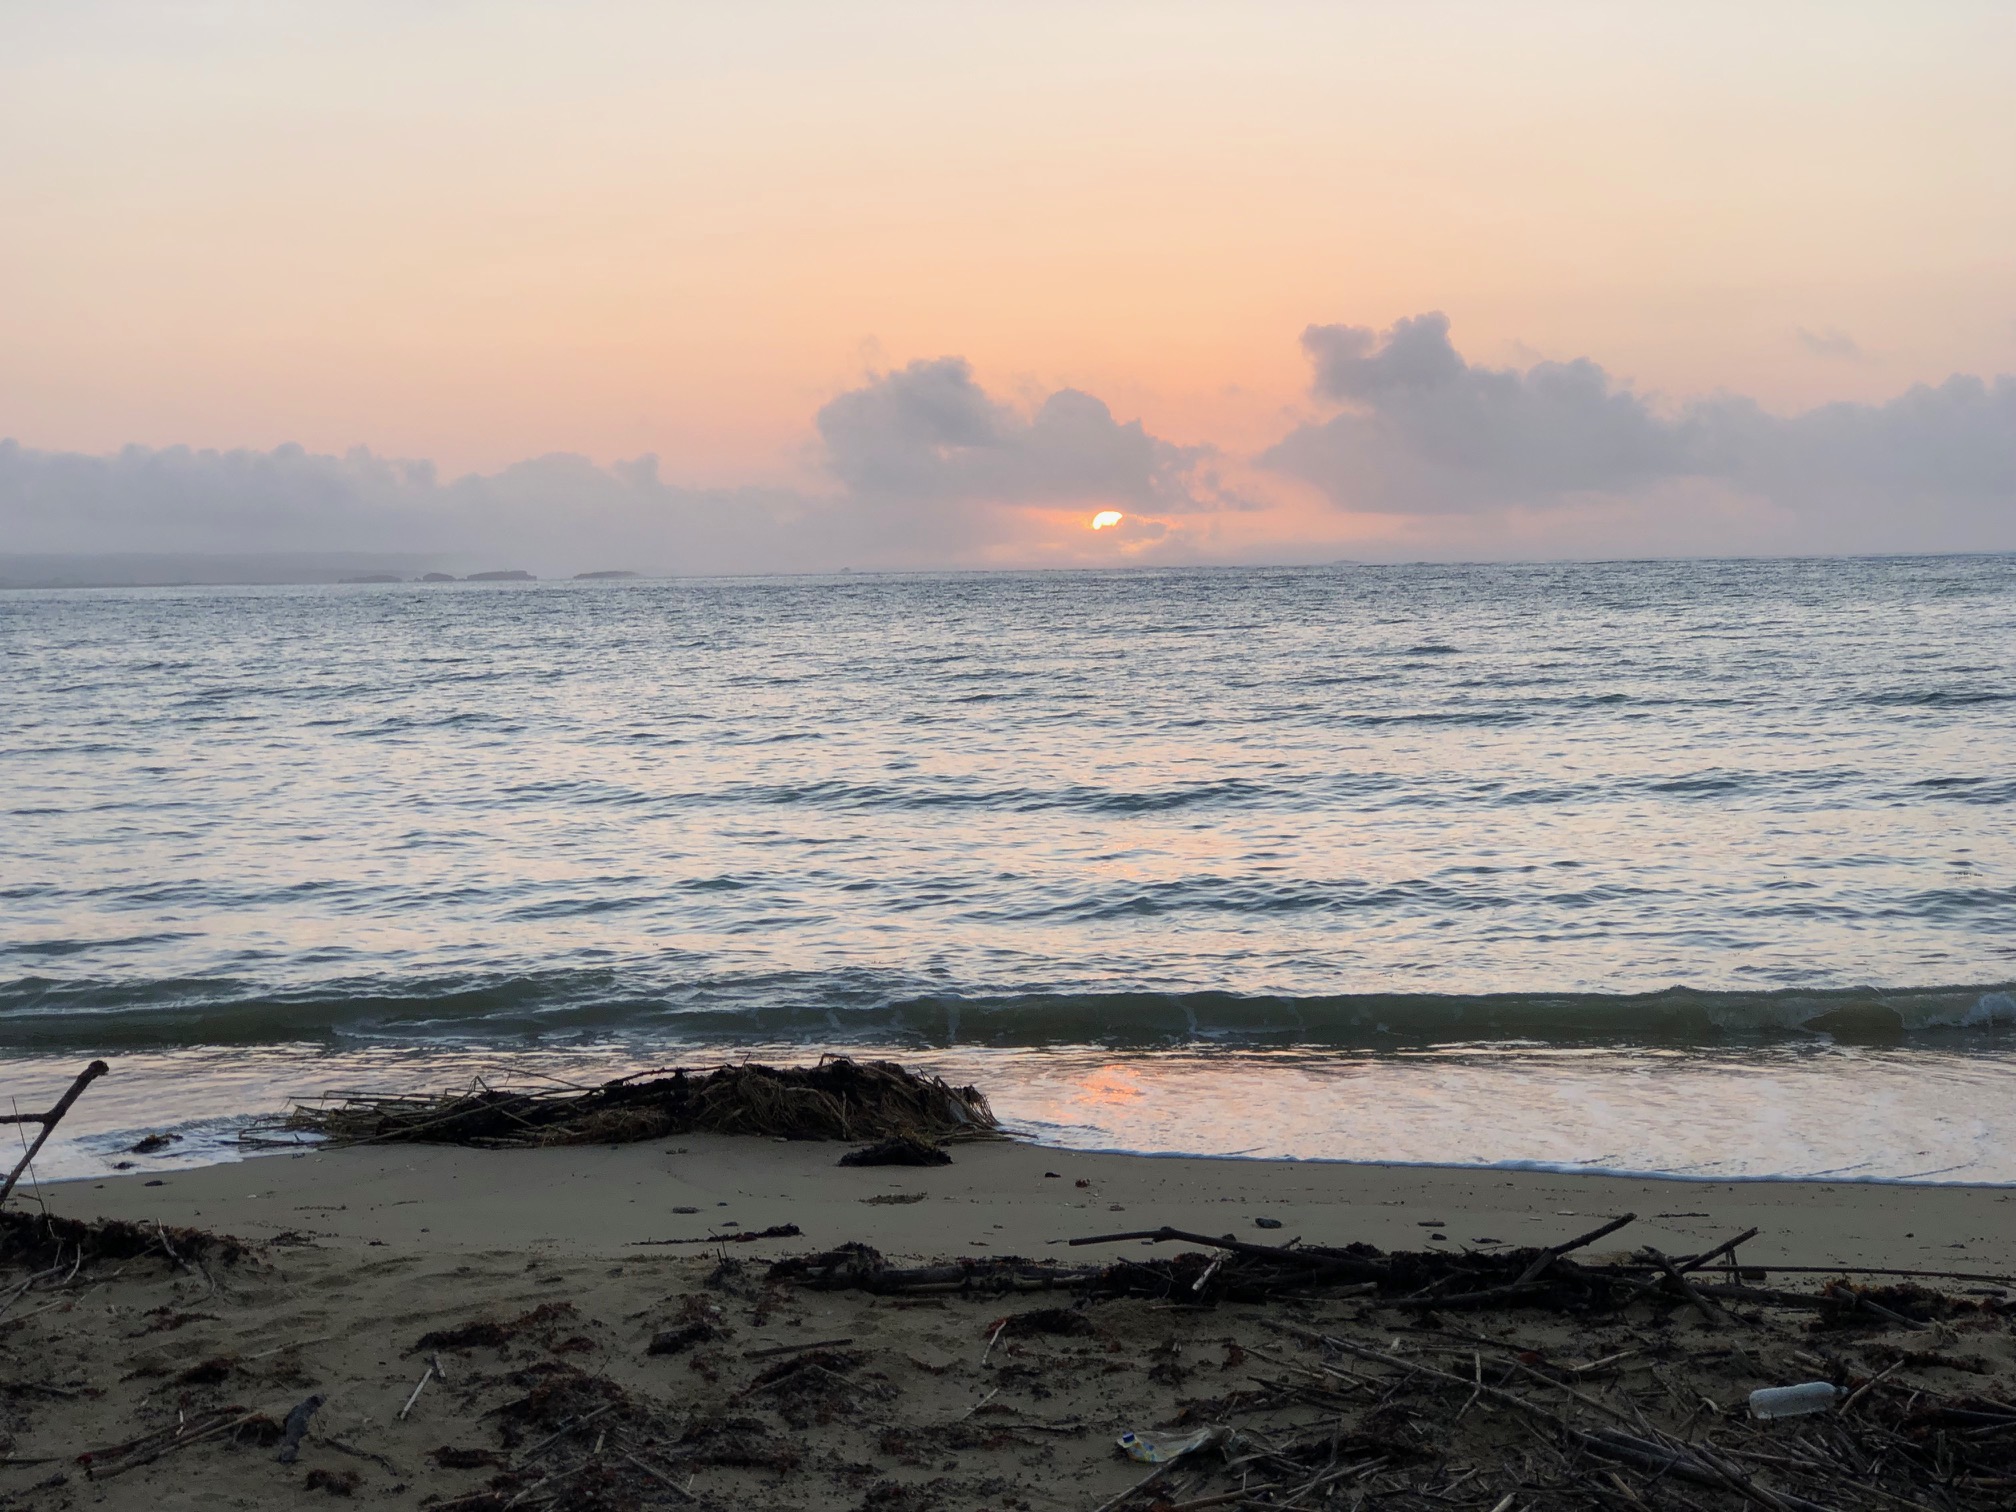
top-left (1749, 1382), bottom-right (1840, 1419)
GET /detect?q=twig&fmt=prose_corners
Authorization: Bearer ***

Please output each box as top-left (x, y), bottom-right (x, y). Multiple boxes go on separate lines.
top-left (742, 1336), bottom-right (854, 1359)
top-left (1090, 1461), bottom-right (1175, 1512)
top-left (956, 1386), bottom-right (1001, 1421)
top-left (86, 1408), bottom-right (257, 1479)
top-left (620, 1449), bottom-right (696, 1501)
top-left (1642, 1247), bottom-right (1727, 1325)
top-left (246, 1334), bottom-right (335, 1360)
top-left (515, 1401), bottom-right (614, 1465)
top-left (1674, 1228), bottom-right (1761, 1277)
top-left (1514, 1213), bottom-right (1638, 1285)
top-left (0, 1061), bottom-right (109, 1207)
top-left (398, 1360), bottom-right (436, 1420)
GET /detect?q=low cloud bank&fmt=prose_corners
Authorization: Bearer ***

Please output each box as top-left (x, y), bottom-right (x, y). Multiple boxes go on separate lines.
top-left (0, 362), bottom-right (1231, 574)
top-left (3, 317), bottom-right (2011, 571)
top-left (1264, 312), bottom-right (2015, 549)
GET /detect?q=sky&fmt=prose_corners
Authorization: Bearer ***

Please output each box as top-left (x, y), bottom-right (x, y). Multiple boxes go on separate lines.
top-left (3, 0), bottom-right (2014, 573)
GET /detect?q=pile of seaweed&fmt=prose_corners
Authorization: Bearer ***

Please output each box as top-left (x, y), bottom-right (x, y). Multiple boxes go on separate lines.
top-left (0, 1208), bottom-right (247, 1271)
top-left (244, 1058), bottom-right (1000, 1150)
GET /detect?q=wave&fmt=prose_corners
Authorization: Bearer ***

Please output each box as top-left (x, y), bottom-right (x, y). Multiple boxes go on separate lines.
top-left (2, 973), bottom-right (2011, 1051)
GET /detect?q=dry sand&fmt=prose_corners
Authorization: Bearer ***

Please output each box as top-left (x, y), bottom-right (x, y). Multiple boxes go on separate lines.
top-left (3, 1138), bottom-right (2013, 1510)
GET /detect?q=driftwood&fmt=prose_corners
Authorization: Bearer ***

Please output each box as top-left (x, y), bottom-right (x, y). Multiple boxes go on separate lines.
top-left (0, 1060), bottom-right (108, 1206)
top-left (774, 1217), bottom-right (2016, 1333)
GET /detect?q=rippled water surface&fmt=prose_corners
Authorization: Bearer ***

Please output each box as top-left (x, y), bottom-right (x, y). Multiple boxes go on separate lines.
top-left (4, 558), bottom-right (2015, 1178)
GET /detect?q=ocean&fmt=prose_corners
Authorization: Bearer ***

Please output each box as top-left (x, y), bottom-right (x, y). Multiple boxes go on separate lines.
top-left (4, 556), bottom-right (2014, 1184)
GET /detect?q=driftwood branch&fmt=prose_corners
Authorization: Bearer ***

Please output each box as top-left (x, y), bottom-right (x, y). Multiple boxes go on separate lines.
top-left (0, 1061), bottom-right (109, 1207)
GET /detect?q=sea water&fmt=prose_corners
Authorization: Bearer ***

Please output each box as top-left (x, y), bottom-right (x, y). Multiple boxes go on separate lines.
top-left (3, 557), bottom-right (2013, 1182)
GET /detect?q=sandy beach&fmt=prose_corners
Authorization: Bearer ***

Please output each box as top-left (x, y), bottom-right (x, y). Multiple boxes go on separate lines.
top-left (3, 1137), bottom-right (2012, 1510)
top-left (36, 1136), bottom-right (2016, 1273)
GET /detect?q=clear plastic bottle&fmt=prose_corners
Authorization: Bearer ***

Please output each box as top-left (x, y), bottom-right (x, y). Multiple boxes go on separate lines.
top-left (1749, 1382), bottom-right (1840, 1419)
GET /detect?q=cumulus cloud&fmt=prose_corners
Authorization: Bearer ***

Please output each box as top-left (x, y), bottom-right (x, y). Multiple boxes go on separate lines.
top-left (0, 361), bottom-right (1224, 573)
top-left (1263, 312), bottom-right (2016, 547)
top-left (815, 356), bottom-right (1228, 513)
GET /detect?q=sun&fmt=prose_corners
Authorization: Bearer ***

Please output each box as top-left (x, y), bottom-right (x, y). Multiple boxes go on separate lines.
top-left (1090, 510), bottom-right (1124, 530)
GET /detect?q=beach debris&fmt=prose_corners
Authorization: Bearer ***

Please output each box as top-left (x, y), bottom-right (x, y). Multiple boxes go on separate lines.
top-left (1116, 1424), bottom-right (1231, 1463)
top-left (1253, 1216), bottom-right (1283, 1229)
top-left (276, 1394), bottom-right (324, 1463)
top-left (839, 1134), bottom-right (953, 1167)
top-left (744, 1335), bottom-right (855, 1359)
top-left (303, 1466), bottom-right (361, 1495)
top-left (0, 1059), bottom-right (109, 1206)
top-left (415, 1300), bottom-right (578, 1352)
top-left (399, 1355), bottom-right (442, 1419)
top-left (10, 1205), bottom-right (2016, 1512)
top-left (633, 1222), bottom-right (803, 1246)
top-left (1749, 1381), bottom-right (1841, 1418)
top-left (78, 1406), bottom-right (277, 1479)
top-left (647, 1322), bottom-right (725, 1356)
top-left (248, 1057), bottom-right (1000, 1150)
top-left (861, 1191), bottom-right (929, 1204)
top-left (0, 1208), bottom-right (245, 1272)
top-left (994, 1306), bottom-right (1095, 1338)
top-left (127, 1132), bottom-right (181, 1154)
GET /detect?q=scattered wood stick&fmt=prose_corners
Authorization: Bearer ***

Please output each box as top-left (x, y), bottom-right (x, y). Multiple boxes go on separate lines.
top-left (620, 1449), bottom-right (696, 1501)
top-left (1066, 1227), bottom-right (1377, 1275)
top-left (1514, 1213), bottom-right (1638, 1285)
top-left (742, 1336), bottom-right (855, 1359)
top-left (515, 1401), bottom-right (615, 1465)
top-left (246, 1334), bottom-right (334, 1360)
top-left (1089, 1460), bottom-right (1174, 1512)
top-left (86, 1407), bottom-right (258, 1479)
top-left (956, 1386), bottom-right (1001, 1421)
top-left (398, 1359), bottom-right (436, 1420)
top-left (0, 1061), bottom-right (109, 1207)
top-left (1641, 1246), bottom-right (1727, 1325)
top-left (1675, 1228), bottom-right (1761, 1277)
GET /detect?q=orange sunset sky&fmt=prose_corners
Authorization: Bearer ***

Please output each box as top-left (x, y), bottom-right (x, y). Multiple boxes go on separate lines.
top-left (3, 2), bottom-right (2013, 570)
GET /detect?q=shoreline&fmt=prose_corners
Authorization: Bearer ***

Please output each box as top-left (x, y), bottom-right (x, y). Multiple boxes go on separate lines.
top-left (41, 1134), bottom-right (2016, 1275)
top-left (39, 1136), bottom-right (2016, 1196)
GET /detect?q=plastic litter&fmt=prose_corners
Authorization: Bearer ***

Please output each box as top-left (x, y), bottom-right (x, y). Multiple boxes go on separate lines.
top-left (1749, 1382), bottom-right (1841, 1419)
top-left (1117, 1425), bottom-right (1230, 1464)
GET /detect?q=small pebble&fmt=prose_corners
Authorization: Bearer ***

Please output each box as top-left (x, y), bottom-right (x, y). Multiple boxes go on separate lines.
top-left (1254, 1217), bottom-right (1283, 1230)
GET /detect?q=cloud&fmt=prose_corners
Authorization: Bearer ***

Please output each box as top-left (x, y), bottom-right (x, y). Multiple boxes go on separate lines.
top-left (1263, 312), bottom-right (2016, 547)
top-left (1794, 326), bottom-right (1867, 362)
top-left (0, 438), bottom-right (807, 575)
top-left (1265, 314), bottom-right (1684, 513)
top-left (6, 323), bottom-right (2011, 572)
top-left (815, 356), bottom-right (1227, 514)
top-left (0, 361), bottom-right (1224, 573)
